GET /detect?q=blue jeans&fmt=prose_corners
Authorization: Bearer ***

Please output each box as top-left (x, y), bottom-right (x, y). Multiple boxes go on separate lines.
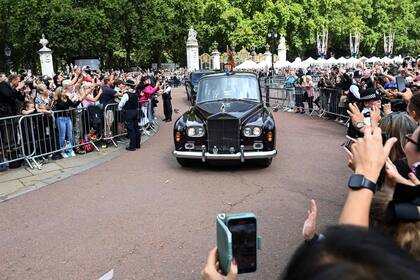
top-left (56, 117), bottom-right (73, 150)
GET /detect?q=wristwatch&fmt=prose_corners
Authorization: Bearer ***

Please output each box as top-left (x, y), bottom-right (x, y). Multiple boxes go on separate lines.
top-left (355, 122), bottom-right (365, 129)
top-left (348, 174), bottom-right (377, 193)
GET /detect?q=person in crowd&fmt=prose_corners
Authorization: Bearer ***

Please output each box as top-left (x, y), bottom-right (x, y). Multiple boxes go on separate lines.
top-left (407, 93), bottom-right (420, 123)
top-left (53, 86), bottom-right (86, 158)
top-left (21, 101), bottom-right (36, 115)
top-left (379, 113), bottom-right (417, 162)
top-left (284, 71), bottom-right (297, 113)
top-left (118, 80), bottom-right (140, 151)
top-left (100, 77), bottom-right (121, 140)
top-left (294, 72), bottom-right (305, 114)
top-left (346, 88), bottom-right (382, 138)
top-left (302, 75), bottom-right (314, 112)
top-left (0, 74), bottom-right (26, 117)
top-left (0, 72), bottom-right (7, 83)
top-left (160, 77), bottom-right (173, 122)
top-left (136, 76), bottom-right (160, 128)
top-left (35, 84), bottom-right (53, 114)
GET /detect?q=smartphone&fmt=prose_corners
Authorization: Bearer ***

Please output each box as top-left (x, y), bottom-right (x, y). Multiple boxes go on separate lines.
top-left (227, 216), bottom-right (257, 274)
top-left (396, 76), bottom-right (406, 92)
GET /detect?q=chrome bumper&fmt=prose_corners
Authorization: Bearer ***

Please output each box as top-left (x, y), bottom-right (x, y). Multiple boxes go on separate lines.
top-left (173, 149), bottom-right (277, 162)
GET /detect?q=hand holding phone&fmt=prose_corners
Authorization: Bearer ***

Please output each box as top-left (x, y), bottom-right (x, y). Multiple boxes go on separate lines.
top-left (216, 213), bottom-right (260, 275)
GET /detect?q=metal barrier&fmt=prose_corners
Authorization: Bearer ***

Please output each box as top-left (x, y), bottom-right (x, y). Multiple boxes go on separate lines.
top-left (318, 88), bottom-right (350, 123)
top-left (0, 115), bottom-right (26, 169)
top-left (18, 108), bottom-right (100, 169)
top-left (103, 103), bottom-right (127, 147)
top-left (262, 81), bottom-right (350, 124)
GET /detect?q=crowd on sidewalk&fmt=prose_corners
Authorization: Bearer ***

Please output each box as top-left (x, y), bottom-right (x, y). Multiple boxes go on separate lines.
top-left (201, 57), bottom-right (420, 279)
top-left (0, 66), bottom-right (181, 170)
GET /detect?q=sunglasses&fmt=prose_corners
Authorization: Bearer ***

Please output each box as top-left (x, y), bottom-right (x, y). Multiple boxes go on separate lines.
top-left (405, 134), bottom-right (418, 146)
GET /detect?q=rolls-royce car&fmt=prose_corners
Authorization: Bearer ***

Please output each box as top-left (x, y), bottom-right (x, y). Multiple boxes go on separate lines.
top-left (173, 72), bottom-right (277, 167)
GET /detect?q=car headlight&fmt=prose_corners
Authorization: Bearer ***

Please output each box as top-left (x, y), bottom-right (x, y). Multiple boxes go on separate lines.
top-left (187, 127), bottom-right (205, 137)
top-left (243, 126), bottom-right (262, 137)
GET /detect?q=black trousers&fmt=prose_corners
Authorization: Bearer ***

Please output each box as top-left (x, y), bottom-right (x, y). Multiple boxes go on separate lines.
top-left (124, 109), bottom-right (140, 149)
top-left (162, 93), bottom-right (173, 120)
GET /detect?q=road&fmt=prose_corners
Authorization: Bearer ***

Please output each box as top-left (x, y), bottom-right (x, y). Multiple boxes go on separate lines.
top-left (0, 87), bottom-right (350, 280)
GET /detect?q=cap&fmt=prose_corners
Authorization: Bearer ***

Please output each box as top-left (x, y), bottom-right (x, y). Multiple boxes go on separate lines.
top-left (125, 79), bottom-right (136, 87)
top-left (353, 70), bottom-right (363, 78)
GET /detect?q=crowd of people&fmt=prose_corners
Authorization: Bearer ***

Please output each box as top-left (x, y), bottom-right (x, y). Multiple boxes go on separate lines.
top-left (0, 66), bottom-right (182, 169)
top-left (201, 57), bottom-right (420, 279)
top-left (258, 57), bottom-right (420, 124)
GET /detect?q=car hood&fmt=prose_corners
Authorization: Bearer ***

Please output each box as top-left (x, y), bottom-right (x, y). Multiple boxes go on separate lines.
top-left (195, 100), bottom-right (261, 119)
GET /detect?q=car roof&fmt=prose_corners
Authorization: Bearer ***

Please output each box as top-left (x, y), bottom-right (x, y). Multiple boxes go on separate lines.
top-left (200, 72), bottom-right (257, 80)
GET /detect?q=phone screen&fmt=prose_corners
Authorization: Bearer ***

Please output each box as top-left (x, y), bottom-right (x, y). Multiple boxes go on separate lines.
top-left (396, 76), bottom-right (406, 92)
top-left (227, 217), bottom-right (257, 274)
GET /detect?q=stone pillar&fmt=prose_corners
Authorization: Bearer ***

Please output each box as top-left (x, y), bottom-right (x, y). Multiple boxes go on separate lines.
top-left (278, 36), bottom-right (287, 64)
top-left (212, 50), bottom-right (221, 70)
top-left (186, 27), bottom-right (200, 71)
top-left (264, 44), bottom-right (272, 65)
top-left (38, 34), bottom-right (54, 78)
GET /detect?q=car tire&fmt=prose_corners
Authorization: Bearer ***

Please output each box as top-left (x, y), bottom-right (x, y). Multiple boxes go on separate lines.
top-left (176, 158), bottom-right (193, 167)
top-left (254, 158), bottom-right (272, 168)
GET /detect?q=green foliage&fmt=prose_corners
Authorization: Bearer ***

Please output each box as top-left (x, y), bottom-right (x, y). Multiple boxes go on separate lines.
top-left (1, 0), bottom-right (419, 71)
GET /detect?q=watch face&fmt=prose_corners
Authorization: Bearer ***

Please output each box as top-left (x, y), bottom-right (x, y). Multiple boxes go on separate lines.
top-left (349, 174), bottom-right (363, 189)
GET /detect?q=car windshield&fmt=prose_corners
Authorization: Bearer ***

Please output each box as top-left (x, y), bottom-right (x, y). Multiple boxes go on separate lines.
top-left (197, 76), bottom-right (260, 103)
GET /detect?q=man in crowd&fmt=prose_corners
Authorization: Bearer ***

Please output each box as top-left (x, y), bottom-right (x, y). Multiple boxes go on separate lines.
top-left (0, 72), bottom-right (7, 83)
top-left (0, 74), bottom-right (25, 117)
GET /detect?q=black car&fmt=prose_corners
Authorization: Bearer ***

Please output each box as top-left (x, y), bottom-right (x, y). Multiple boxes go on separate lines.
top-left (173, 72), bottom-right (277, 167)
top-left (185, 70), bottom-right (216, 103)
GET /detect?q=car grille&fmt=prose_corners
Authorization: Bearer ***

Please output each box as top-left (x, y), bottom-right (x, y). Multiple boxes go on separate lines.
top-left (207, 117), bottom-right (240, 153)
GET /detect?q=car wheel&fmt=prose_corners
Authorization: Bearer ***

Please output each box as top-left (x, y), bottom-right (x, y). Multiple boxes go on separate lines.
top-left (254, 158), bottom-right (272, 168)
top-left (176, 158), bottom-right (193, 167)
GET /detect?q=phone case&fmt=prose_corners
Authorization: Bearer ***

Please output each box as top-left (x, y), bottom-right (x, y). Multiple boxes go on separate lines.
top-left (216, 213), bottom-right (262, 275)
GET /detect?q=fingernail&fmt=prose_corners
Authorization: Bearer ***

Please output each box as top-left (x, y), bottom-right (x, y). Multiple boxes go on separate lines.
top-left (232, 258), bottom-right (237, 266)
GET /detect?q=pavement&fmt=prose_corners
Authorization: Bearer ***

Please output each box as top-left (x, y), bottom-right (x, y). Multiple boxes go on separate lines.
top-left (0, 87), bottom-right (350, 280)
top-left (0, 128), bottom-right (157, 203)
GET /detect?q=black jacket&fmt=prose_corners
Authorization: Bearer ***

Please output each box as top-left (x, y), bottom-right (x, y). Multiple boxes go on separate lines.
top-left (0, 81), bottom-right (25, 117)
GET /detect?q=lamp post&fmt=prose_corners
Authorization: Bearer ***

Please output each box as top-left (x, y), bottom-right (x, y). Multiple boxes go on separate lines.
top-left (4, 45), bottom-right (12, 72)
top-left (267, 27), bottom-right (278, 77)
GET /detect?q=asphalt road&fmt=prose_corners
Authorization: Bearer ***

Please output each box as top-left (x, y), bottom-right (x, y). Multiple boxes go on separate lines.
top-left (0, 87), bottom-right (350, 280)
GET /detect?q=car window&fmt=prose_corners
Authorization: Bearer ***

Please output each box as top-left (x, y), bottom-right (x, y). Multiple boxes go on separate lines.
top-left (192, 73), bottom-right (210, 84)
top-left (197, 76), bottom-right (260, 103)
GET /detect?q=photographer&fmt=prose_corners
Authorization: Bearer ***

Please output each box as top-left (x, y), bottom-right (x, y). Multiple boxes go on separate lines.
top-left (160, 76), bottom-right (173, 122)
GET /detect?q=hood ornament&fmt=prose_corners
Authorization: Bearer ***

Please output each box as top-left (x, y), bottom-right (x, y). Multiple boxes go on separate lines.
top-left (221, 103), bottom-right (226, 113)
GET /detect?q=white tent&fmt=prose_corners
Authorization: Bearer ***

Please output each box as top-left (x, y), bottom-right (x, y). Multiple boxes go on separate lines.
top-left (336, 57), bottom-right (347, 64)
top-left (359, 56), bottom-right (368, 61)
top-left (326, 57), bottom-right (337, 64)
top-left (303, 57), bottom-right (316, 65)
top-left (255, 60), bottom-right (270, 69)
top-left (290, 57), bottom-right (304, 69)
top-left (381, 56), bottom-right (393, 64)
top-left (235, 60), bottom-right (257, 70)
top-left (366, 56), bottom-right (380, 63)
top-left (347, 57), bottom-right (360, 65)
top-left (393, 56), bottom-right (404, 64)
top-left (274, 60), bottom-right (291, 68)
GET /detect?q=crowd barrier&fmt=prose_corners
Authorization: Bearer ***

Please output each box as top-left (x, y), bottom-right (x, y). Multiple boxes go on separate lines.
top-left (0, 98), bottom-right (157, 171)
top-left (261, 78), bottom-right (350, 124)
